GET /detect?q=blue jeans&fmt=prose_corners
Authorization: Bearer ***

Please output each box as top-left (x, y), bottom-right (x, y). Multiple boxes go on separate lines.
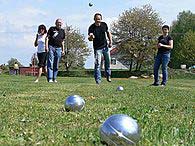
top-left (94, 47), bottom-right (111, 83)
top-left (47, 45), bottom-right (62, 81)
top-left (153, 53), bottom-right (170, 85)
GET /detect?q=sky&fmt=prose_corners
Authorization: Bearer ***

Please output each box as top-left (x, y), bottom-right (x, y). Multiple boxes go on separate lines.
top-left (0, 0), bottom-right (195, 68)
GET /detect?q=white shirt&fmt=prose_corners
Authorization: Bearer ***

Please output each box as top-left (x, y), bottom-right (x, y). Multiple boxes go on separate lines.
top-left (37, 34), bottom-right (46, 53)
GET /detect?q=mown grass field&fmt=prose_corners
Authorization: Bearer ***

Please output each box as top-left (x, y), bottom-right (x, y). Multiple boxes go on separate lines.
top-left (0, 74), bottom-right (194, 146)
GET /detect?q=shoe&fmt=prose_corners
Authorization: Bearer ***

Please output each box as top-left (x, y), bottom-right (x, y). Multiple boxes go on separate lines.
top-left (96, 80), bottom-right (101, 85)
top-left (151, 83), bottom-right (159, 86)
top-left (161, 83), bottom-right (166, 87)
top-left (54, 80), bottom-right (57, 83)
top-left (34, 79), bottom-right (38, 83)
top-left (48, 79), bottom-right (53, 83)
top-left (106, 76), bottom-right (111, 82)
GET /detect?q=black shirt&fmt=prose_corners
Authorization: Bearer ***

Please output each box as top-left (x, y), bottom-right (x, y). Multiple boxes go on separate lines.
top-left (48, 26), bottom-right (65, 48)
top-left (158, 35), bottom-right (173, 54)
top-left (88, 22), bottom-right (108, 50)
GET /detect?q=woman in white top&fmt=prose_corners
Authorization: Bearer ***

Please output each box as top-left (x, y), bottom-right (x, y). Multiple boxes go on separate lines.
top-left (34, 24), bottom-right (47, 82)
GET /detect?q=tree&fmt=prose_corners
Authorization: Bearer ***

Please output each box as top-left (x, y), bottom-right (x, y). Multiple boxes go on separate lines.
top-left (170, 11), bottom-right (195, 68)
top-left (177, 30), bottom-right (195, 67)
top-left (111, 4), bottom-right (163, 71)
top-left (0, 64), bottom-right (9, 73)
top-left (7, 58), bottom-right (23, 67)
top-left (60, 26), bottom-right (91, 71)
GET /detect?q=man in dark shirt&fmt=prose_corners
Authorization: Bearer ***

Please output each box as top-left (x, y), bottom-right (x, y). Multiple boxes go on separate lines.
top-left (152, 25), bottom-right (173, 86)
top-left (46, 18), bottom-right (65, 82)
top-left (88, 13), bottom-right (112, 84)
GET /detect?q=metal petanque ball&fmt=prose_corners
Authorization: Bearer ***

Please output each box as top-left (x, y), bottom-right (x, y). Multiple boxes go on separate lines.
top-left (99, 114), bottom-right (141, 145)
top-left (117, 86), bottom-right (124, 91)
top-left (89, 2), bottom-right (93, 7)
top-left (64, 95), bottom-right (85, 112)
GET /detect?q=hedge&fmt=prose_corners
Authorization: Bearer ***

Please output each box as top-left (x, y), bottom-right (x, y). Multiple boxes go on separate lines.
top-left (58, 69), bottom-right (195, 79)
top-left (58, 70), bottom-right (152, 78)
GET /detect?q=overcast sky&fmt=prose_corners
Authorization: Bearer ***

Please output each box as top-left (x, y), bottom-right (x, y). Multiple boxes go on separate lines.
top-left (0, 0), bottom-right (195, 68)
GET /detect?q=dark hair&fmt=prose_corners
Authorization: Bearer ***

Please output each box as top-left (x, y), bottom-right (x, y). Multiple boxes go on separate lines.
top-left (162, 25), bottom-right (169, 30)
top-left (38, 24), bottom-right (47, 34)
top-left (94, 13), bottom-right (102, 20)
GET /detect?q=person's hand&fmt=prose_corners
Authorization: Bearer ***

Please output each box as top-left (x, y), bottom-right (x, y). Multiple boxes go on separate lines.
top-left (45, 47), bottom-right (48, 52)
top-left (62, 50), bottom-right (65, 56)
top-left (158, 43), bottom-right (163, 48)
top-left (88, 33), bottom-right (95, 41)
top-left (108, 41), bottom-right (112, 48)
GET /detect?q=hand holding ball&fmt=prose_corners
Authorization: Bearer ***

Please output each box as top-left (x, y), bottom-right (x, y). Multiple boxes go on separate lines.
top-left (88, 33), bottom-right (95, 41)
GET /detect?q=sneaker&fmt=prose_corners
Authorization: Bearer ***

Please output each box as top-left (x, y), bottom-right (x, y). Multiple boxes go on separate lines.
top-left (48, 79), bottom-right (53, 83)
top-left (34, 79), bottom-right (38, 83)
top-left (54, 80), bottom-right (57, 83)
top-left (151, 83), bottom-right (159, 86)
top-left (161, 83), bottom-right (166, 87)
top-left (106, 76), bottom-right (111, 82)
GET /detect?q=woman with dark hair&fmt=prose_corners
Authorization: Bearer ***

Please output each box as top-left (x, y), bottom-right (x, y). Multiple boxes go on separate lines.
top-left (34, 24), bottom-right (47, 83)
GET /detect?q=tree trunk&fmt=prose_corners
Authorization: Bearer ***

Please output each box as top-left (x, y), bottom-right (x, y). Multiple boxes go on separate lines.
top-left (129, 59), bottom-right (133, 72)
top-left (135, 62), bottom-right (139, 71)
top-left (138, 63), bottom-right (142, 71)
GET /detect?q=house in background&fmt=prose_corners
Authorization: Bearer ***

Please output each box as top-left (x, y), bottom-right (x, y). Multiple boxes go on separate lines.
top-left (19, 54), bottom-right (39, 76)
top-left (9, 53), bottom-right (39, 76)
top-left (101, 48), bottom-right (129, 70)
top-left (19, 66), bottom-right (38, 76)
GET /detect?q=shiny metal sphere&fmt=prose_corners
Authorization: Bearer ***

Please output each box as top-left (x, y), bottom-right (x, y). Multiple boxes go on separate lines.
top-left (100, 114), bottom-right (141, 145)
top-left (117, 86), bottom-right (124, 91)
top-left (89, 2), bottom-right (93, 7)
top-left (64, 95), bottom-right (85, 112)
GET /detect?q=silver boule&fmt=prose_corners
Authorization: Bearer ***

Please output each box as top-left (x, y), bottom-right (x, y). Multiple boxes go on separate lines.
top-left (100, 114), bottom-right (141, 145)
top-left (89, 2), bottom-right (93, 7)
top-left (64, 95), bottom-right (85, 112)
top-left (117, 86), bottom-right (124, 91)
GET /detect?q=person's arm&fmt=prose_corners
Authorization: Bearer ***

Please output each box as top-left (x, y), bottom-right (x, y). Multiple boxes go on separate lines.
top-left (88, 26), bottom-right (95, 41)
top-left (45, 36), bottom-right (49, 52)
top-left (105, 23), bottom-right (112, 48)
top-left (107, 31), bottom-right (112, 48)
top-left (61, 40), bottom-right (65, 55)
top-left (158, 40), bottom-right (173, 49)
top-left (34, 34), bottom-right (38, 47)
top-left (45, 28), bottom-right (51, 52)
top-left (61, 30), bottom-right (65, 55)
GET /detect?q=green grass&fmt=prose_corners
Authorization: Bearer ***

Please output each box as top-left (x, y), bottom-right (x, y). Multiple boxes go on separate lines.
top-left (0, 74), bottom-right (194, 146)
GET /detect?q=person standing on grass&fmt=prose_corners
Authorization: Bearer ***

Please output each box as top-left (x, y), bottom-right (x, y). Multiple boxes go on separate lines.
top-left (14, 62), bottom-right (19, 75)
top-left (46, 18), bottom-right (65, 83)
top-left (152, 25), bottom-right (173, 86)
top-left (34, 24), bottom-right (48, 83)
top-left (88, 13), bottom-right (112, 84)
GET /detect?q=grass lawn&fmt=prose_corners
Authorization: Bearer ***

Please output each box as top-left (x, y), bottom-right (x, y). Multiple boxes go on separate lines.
top-left (0, 74), bottom-right (194, 145)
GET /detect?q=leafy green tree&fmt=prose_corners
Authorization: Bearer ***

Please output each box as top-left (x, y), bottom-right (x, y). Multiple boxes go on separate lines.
top-left (0, 64), bottom-right (9, 73)
top-left (111, 4), bottom-right (163, 71)
top-left (170, 11), bottom-right (195, 68)
top-left (60, 26), bottom-right (91, 71)
top-left (177, 30), bottom-right (195, 67)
